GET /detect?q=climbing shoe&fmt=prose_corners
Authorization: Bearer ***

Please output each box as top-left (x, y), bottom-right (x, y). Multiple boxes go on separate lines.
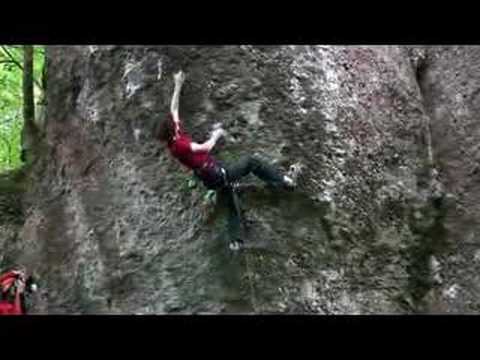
top-left (284, 162), bottom-right (303, 189)
top-left (229, 240), bottom-right (244, 251)
top-left (283, 175), bottom-right (296, 189)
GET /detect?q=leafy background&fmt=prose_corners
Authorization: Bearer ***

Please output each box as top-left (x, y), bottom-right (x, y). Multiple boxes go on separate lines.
top-left (0, 45), bottom-right (44, 172)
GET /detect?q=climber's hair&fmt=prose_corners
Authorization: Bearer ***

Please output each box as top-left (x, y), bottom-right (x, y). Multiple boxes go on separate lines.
top-left (155, 113), bottom-right (176, 143)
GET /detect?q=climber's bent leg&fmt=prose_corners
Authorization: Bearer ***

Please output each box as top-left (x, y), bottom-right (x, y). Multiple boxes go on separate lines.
top-left (225, 155), bottom-right (290, 187)
top-left (220, 187), bottom-right (242, 246)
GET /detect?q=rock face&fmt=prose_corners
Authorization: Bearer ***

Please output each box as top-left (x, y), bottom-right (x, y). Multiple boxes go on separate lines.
top-left (415, 46), bottom-right (480, 313)
top-left (8, 45), bottom-right (480, 313)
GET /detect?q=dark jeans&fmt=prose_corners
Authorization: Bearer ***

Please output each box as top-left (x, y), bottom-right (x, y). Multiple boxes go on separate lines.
top-left (224, 155), bottom-right (285, 187)
top-left (204, 156), bottom-right (283, 240)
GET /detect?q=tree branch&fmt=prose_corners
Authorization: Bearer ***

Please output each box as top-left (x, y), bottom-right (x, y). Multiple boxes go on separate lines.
top-left (0, 46), bottom-right (43, 91)
top-left (1, 46), bottom-right (23, 69)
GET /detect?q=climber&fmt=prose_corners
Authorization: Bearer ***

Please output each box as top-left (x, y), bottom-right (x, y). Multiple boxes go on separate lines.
top-left (0, 267), bottom-right (38, 315)
top-left (155, 70), bottom-right (299, 250)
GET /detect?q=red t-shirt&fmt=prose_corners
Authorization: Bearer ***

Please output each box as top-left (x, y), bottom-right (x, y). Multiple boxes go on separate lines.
top-left (168, 122), bottom-right (216, 170)
top-left (0, 299), bottom-right (22, 315)
top-left (0, 271), bottom-right (24, 315)
top-left (0, 271), bottom-right (17, 291)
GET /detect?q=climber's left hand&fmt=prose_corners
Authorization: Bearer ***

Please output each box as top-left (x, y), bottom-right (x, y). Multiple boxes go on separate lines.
top-left (212, 122), bottom-right (223, 130)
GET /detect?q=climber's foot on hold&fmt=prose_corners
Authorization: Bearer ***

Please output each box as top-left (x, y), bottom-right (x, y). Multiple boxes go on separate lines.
top-left (283, 175), bottom-right (295, 189)
top-left (229, 240), bottom-right (244, 252)
top-left (283, 162), bottom-right (303, 190)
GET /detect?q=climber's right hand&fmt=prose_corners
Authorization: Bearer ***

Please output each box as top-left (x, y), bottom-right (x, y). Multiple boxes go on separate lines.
top-left (174, 71), bottom-right (185, 85)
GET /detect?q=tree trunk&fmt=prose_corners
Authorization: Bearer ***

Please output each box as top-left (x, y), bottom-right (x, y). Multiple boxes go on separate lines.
top-left (21, 45), bottom-right (36, 164)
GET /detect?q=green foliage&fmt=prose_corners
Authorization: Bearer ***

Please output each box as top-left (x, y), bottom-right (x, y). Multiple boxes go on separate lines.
top-left (0, 45), bottom-right (45, 172)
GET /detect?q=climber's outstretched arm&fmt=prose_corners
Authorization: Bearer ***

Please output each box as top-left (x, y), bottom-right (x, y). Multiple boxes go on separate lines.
top-left (170, 71), bottom-right (185, 126)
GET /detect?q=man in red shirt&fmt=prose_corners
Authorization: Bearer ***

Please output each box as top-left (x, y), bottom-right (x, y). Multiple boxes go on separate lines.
top-left (0, 269), bottom-right (26, 315)
top-left (0, 268), bottom-right (38, 315)
top-left (156, 71), bottom-right (298, 250)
